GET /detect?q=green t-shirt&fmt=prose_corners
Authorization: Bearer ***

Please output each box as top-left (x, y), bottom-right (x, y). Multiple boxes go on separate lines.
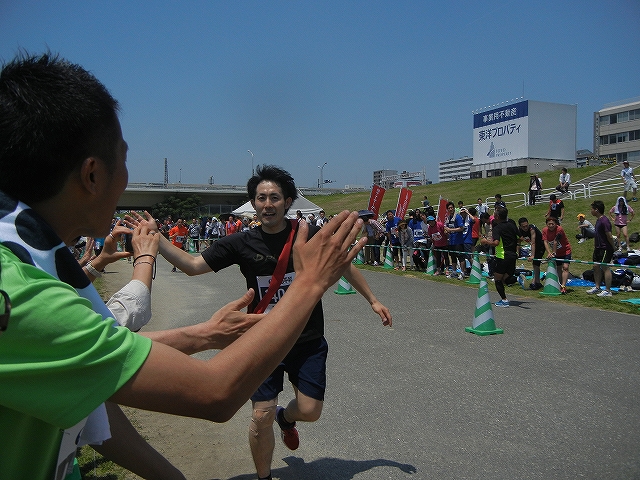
top-left (0, 246), bottom-right (152, 479)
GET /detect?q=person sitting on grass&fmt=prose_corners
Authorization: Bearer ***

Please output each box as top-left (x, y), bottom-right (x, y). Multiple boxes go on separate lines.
top-left (576, 213), bottom-right (595, 244)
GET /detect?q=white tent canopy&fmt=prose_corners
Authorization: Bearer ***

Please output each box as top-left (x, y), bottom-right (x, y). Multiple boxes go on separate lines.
top-left (232, 191), bottom-right (323, 219)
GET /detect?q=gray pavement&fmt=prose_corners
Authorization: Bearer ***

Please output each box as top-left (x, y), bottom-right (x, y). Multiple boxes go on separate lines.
top-left (104, 257), bottom-right (640, 479)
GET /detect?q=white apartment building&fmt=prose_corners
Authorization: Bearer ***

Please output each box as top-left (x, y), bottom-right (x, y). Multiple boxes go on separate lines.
top-left (594, 97), bottom-right (640, 164)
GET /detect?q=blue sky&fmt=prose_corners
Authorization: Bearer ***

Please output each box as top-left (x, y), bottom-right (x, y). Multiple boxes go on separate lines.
top-left (2, 1), bottom-right (639, 188)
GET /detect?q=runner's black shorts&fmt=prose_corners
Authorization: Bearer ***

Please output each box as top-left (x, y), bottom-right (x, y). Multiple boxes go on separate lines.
top-left (251, 336), bottom-right (328, 402)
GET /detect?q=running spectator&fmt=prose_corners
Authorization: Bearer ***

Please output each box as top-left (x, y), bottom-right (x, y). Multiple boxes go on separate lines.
top-left (316, 210), bottom-right (329, 227)
top-left (476, 197), bottom-right (488, 215)
top-left (422, 214), bottom-right (448, 275)
top-left (609, 196), bottom-right (635, 251)
top-left (575, 213), bottom-right (595, 243)
top-left (363, 215), bottom-right (384, 265)
top-left (528, 174), bottom-right (542, 205)
top-left (459, 207), bottom-right (474, 276)
top-left (556, 167), bottom-right (570, 193)
top-left (517, 217), bottom-right (545, 290)
top-left (542, 216), bottom-right (572, 294)
top-left (169, 218), bottom-right (188, 271)
top-left (443, 201), bottom-right (464, 279)
top-left (621, 160), bottom-right (638, 202)
top-left (545, 194), bottom-right (565, 224)
top-left (480, 207), bottom-right (519, 307)
top-left (225, 214), bottom-right (242, 235)
top-left (409, 208), bottom-right (427, 270)
top-left (188, 218), bottom-right (201, 252)
top-left (249, 213), bottom-right (261, 229)
top-left (210, 217), bottom-right (223, 239)
top-left (468, 206), bottom-right (480, 248)
top-left (397, 220), bottom-right (414, 271)
top-left (586, 200), bottom-right (616, 297)
top-left (385, 210), bottom-right (401, 268)
top-left (478, 212), bottom-right (494, 277)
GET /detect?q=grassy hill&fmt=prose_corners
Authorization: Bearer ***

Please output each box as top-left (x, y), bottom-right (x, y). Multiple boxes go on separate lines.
top-left (307, 165), bottom-right (614, 216)
top-left (307, 165), bottom-right (640, 315)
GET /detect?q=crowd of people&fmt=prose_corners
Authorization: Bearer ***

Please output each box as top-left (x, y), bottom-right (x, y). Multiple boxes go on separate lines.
top-left (354, 183), bottom-right (633, 306)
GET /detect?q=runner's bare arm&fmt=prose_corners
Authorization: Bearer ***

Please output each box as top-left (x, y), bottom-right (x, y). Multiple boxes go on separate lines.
top-left (126, 211), bottom-right (212, 275)
top-left (344, 264), bottom-right (392, 327)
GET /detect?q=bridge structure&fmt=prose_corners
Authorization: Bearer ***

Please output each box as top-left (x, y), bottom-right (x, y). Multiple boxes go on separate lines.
top-left (117, 182), bottom-right (356, 215)
top-left (117, 183), bottom-right (249, 215)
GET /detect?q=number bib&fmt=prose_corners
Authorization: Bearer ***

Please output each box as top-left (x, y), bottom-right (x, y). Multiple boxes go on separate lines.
top-left (256, 272), bottom-right (296, 313)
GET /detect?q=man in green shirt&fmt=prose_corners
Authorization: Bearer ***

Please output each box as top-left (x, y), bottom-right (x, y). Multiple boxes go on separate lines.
top-left (0, 52), bottom-right (366, 480)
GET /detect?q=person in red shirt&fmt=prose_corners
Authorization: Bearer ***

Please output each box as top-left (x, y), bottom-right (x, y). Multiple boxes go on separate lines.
top-left (542, 216), bottom-right (572, 294)
top-left (225, 214), bottom-right (242, 235)
top-left (422, 213), bottom-right (449, 275)
top-left (169, 218), bottom-right (189, 271)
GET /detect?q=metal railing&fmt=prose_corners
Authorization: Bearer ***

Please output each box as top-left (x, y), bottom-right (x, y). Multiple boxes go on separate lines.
top-left (477, 177), bottom-right (626, 211)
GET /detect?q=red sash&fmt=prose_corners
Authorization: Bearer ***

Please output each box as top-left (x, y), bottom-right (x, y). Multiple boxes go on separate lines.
top-left (251, 220), bottom-right (298, 314)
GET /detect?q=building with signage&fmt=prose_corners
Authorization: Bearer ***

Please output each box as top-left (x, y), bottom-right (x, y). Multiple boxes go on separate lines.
top-left (593, 98), bottom-right (640, 165)
top-left (470, 99), bottom-right (577, 179)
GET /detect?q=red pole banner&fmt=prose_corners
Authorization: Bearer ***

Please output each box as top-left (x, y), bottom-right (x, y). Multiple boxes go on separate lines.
top-left (395, 188), bottom-right (413, 219)
top-left (436, 196), bottom-right (448, 223)
top-left (368, 185), bottom-right (386, 219)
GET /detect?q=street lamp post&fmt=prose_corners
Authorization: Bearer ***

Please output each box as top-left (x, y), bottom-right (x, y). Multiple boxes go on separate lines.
top-left (247, 150), bottom-right (254, 176)
top-left (319, 162), bottom-right (327, 189)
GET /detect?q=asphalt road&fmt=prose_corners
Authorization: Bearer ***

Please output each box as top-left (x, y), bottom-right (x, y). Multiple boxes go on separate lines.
top-left (104, 256), bottom-right (640, 480)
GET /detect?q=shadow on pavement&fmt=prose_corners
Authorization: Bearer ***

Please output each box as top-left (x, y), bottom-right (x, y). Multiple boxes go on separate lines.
top-left (219, 455), bottom-right (417, 480)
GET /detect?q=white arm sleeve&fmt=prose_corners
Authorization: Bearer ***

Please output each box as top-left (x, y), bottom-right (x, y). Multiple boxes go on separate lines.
top-left (106, 279), bottom-right (152, 332)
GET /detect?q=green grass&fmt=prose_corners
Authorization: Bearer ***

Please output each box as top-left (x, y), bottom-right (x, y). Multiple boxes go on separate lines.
top-left (77, 447), bottom-right (131, 479)
top-left (308, 166), bottom-right (640, 315)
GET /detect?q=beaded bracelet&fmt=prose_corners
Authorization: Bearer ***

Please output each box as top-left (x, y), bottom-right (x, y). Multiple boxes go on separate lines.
top-left (85, 261), bottom-right (102, 278)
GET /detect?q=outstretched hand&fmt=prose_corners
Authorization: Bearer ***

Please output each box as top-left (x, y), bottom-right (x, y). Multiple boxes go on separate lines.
top-left (293, 210), bottom-right (366, 293)
top-left (125, 211), bottom-right (158, 233)
top-left (203, 289), bottom-right (264, 350)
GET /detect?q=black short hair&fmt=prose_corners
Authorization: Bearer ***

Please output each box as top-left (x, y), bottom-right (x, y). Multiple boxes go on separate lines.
top-left (0, 52), bottom-right (121, 204)
top-left (496, 208), bottom-right (508, 221)
top-left (591, 200), bottom-right (605, 215)
top-left (247, 164), bottom-right (298, 212)
top-left (518, 217), bottom-right (528, 225)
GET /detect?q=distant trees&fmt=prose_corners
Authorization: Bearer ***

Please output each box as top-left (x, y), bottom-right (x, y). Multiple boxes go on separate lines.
top-left (151, 194), bottom-right (201, 220)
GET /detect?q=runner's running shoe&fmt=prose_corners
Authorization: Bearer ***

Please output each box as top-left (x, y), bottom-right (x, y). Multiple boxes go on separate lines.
top-left (275, 406), bottom-right (299, 450)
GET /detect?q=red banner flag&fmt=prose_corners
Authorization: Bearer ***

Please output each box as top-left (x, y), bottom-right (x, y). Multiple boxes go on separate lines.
top-left (436, 196), bottom-right (448, 223)
top-left (395, 188), bottom-right (413, 219)
top-left (368, 185), bottom-right (386, 219)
